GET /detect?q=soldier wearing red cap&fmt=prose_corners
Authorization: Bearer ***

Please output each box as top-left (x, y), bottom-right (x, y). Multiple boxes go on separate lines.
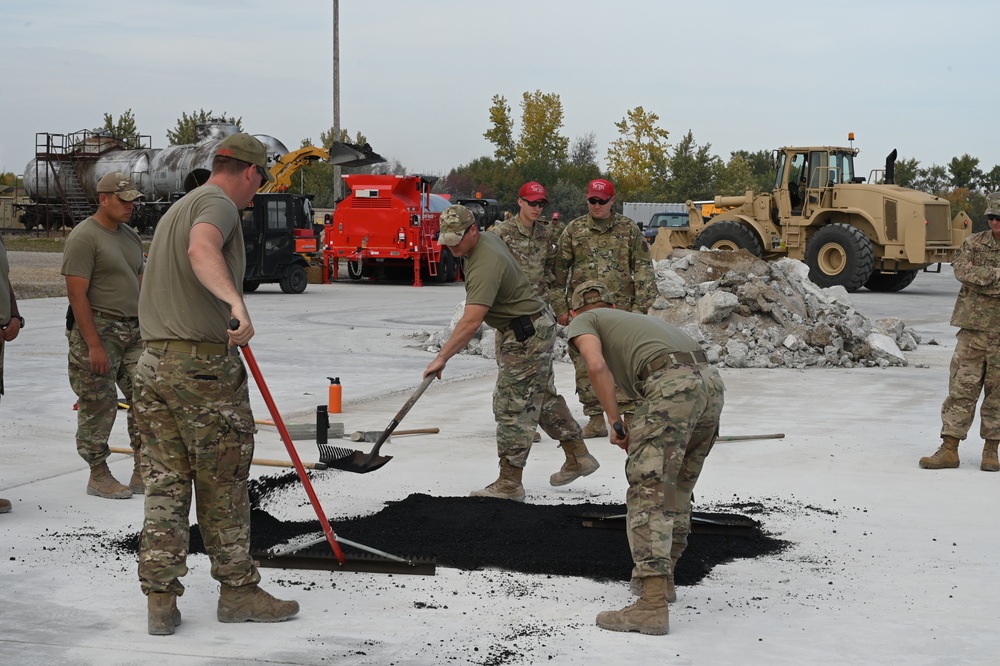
top-left (553, 179), bottom-right (657, 438)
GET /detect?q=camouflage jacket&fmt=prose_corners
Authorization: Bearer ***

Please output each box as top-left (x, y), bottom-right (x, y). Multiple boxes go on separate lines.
top-left (951, 230), bottom-right (1000, 331)
top-left (552, 212), bottom-right (656, 318)
top-left (488, 214), bottom-right (557, 308)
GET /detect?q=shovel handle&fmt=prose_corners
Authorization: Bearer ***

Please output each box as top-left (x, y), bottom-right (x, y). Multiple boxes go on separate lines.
top-left (364, 375), bottom-right (435, 464)
top-left (109, 447), bottom-right (326, 470)
top-left (716, 433), bottom-right (786, 442)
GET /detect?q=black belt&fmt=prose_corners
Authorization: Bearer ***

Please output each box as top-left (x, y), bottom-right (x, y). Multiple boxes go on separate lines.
top-left (638, 350), bottom-right (708, 381)
top-left (93, 310), bottom-right (138, 322)
top-left (495, 310), bottom-right (545, 334)
top-left (145, 340), bottom-right (236, 356)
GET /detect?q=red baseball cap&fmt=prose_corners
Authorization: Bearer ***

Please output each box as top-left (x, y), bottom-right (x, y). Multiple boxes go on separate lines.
top-left (587, 179), bottom-right (615, 199)
top-left (518, 181), bottom-right (548, 203)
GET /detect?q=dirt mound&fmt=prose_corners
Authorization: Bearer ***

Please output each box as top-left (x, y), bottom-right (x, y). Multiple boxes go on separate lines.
top-left (650, 249), bottom-right (919, 368)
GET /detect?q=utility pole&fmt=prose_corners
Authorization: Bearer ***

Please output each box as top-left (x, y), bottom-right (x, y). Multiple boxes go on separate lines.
top-left (332, 0), bottom-right (341, 204)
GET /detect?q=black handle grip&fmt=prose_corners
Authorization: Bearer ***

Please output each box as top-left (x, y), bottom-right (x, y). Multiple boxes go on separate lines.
top-left (613, 421), bottom-right (627, 438)
top-left (229, 318), bottom-right (240, 330)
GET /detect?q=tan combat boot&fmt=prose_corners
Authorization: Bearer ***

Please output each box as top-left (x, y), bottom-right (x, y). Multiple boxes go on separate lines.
top-left (130, 448), bottom-right (145, 495)
top-left (147, 592), bottom-right (181, 636)
top-left (631, 557), bottom-right (678, 603)
top-left (549, 439), bottom-right (600, 486)
top-left (0, 498), bottom-right (11, 514)
top-left (470, 458), bottom-right (525, 502)
top-left (87, 462), bottom-right (133, 499)
top-left (597, 576), bottom-right (669, 635)
top-left (217, 584), bottom-right (300, 623)
top-left (533, 430), bottom-right (542, 443)
top-left (981, 440), bottom-right (1000, 472)
top-left (919, 436), bottom-right (960, 469)
top-left (581, 415), bottom-right (608, 439)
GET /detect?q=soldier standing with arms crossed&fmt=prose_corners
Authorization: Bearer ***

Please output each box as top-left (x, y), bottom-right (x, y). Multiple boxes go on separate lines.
top-left (62, 172), bottom-right (145, 499)
top-left (134, 133), bottom-right (298, 635)
top-left (553, 178), bottom-right (658, 437)
top-left (0, 233), bottom-right (23, 514)
top-left (920, 192), bottom-right (1000, 471)
top-left (425, 205), bottom-right (596, 500)
top-left (567, 281), bottom-right (724, 635)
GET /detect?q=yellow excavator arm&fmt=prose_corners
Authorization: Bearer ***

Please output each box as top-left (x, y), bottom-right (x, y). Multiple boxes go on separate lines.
top-left (258, 142), bottom-right (387, 194)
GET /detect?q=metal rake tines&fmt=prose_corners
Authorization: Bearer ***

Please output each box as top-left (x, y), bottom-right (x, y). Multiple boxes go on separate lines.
top-left (317, 443), bottom-right (359, 465)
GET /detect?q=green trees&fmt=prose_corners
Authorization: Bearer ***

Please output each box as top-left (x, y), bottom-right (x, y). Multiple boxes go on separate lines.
top-left (101, 109), bottom-right (143, 148)
top-left (166, 109), bottom-right (242, 145)
top-left (606, 106), bottom-right (670, 199)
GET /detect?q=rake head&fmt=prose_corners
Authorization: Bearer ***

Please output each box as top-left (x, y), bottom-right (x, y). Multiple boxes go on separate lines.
top-left (317, 443), bottom-right (392, 474)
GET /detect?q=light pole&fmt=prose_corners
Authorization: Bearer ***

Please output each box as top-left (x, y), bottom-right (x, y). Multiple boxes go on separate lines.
top-left (332, 0), bottom-right (341, 205)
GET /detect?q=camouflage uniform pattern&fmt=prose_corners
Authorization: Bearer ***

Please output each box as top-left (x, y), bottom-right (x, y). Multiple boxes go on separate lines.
top-left (133, 347), bottom-right (260, 596)
top-left (494, 314), bottom-right (583, 466)
top-left (66, 316), bottom-right (142, 465)
top-left (0, 235), bottom-right (10, 399)
top-left (554, 213), bottom-right (657, 416)
top-left (941, 230), bottom-right (1000, 440)
top-left (626, 364), bottom-right (725, 579)
top-left (489, 214), bottom-right (557, 307)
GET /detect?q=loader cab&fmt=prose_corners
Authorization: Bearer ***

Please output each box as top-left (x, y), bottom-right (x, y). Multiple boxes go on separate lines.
top-left (241, 192), bottom-right (315, 294)
top-left (775, 147), bottom-right (858, 218)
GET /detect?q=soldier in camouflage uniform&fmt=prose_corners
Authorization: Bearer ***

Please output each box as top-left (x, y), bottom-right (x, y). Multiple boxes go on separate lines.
top-left (490, 182), bottom-right (559, 446)
top-left (553, 179), bottom-right (658, 438)
top-left (567, 281), bottom-right (724, 635)
top-left (0, 234), bottom-right (23, 514)
top-left (134, 133), bottom-right (298, 635)
top-left (425, 205), bottom-right (594, 501)
top-left (920, 193), bottom-right (1000, 472)
top-left (62, 173), bottom-right (146, 500)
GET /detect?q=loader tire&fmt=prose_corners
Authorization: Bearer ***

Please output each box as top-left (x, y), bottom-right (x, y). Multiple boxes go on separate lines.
top-left (693, 221), bottom-right (763, 257)
top-left (864, 269), bottom-right (918, 292)
top-left (279, 265), bottom-right (308, 294)
top-left (805, 223), bottom-right (875, 292)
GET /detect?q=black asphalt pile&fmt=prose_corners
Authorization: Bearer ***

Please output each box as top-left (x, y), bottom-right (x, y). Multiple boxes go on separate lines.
top-left (112, 472), bottom-right (788, 586)
top-left (651, 249), bottom-right (922, 368)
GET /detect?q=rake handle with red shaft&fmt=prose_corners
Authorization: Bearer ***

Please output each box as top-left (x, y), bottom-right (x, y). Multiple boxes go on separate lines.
top-left (232, 319), bottom-right (345, 564)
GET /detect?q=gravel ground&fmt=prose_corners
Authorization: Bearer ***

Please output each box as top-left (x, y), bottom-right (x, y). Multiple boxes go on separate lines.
top-left (7, 250), bottom-right (65, 299)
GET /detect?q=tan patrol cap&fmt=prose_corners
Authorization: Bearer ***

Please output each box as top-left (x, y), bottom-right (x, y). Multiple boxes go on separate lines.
top-left (96, 172), bottom-right (143, 201)
top-left (571, 280), bottom-right (614, 310)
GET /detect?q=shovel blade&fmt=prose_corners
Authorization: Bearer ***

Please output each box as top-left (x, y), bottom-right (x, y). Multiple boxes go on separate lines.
top-left (324, 449), bottom-right (393, 474)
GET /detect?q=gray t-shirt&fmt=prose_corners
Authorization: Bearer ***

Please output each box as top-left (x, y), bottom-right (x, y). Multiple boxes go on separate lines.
top-left (139, 185), bottom-right (245, 343)
top-left (61, 218), bottom-right (144, 317)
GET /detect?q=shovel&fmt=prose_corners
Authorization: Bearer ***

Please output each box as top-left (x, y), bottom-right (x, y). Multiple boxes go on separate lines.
top-left (320, 375), bottom-right (434, 474)
top-left (109, 446), bottom-right (327, 470)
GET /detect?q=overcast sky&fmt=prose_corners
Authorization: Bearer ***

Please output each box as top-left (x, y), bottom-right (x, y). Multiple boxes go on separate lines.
top-left (2, 0), bottom-right (996, 182)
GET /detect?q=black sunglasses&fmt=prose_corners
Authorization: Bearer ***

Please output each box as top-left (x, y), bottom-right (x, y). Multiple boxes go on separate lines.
top-left (587, 197), bottom-right (611, 206)
top-left (521, 199), bottom-right (546, 208)
top-left (988, 214), bottom-right (1000, 221)
top-left (255, 165), bottom-right (269, 183)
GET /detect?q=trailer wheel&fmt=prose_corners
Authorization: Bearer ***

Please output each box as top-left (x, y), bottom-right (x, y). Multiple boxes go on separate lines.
top-left (864, 269), bottom-right (918, 292)
top-left (805, 223), bottom-right (875, 292)
top-left (431, 251), bottom-right (451, 284)
top-left (280, 265), bottom-right (308, 294)
top-left (693, 221), bottom-right (763, 257)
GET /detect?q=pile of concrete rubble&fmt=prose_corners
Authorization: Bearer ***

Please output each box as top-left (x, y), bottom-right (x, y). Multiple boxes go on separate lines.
top-left (423, 249), bottom-right (922, 369)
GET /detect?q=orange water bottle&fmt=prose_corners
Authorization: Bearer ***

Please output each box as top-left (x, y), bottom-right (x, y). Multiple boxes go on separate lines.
top-left (327, 377), bottom-right (342, 413)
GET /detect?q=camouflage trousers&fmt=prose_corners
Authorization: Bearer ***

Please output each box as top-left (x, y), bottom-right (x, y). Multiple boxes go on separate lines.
top-left (493, 313), bottom-right (583, 467)
top-left (66, 317), bottom-right (143, 466)
top-left (941, 328), bottom-right (1000, 441)
top-left (625, 363), bottom-right (725, 579)
top-left (569, 344), bottom-right (637, 417)
top-left (133, 346), bottom-right (260, 596)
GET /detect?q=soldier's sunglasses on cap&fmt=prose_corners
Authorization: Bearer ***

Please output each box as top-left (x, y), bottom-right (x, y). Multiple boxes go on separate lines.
top-left (988, 214), bottom-right (1000, 221)
top-left (521, 198), bottom-right (546, 208)
top-left (255, 165), bottom-right (269, 183)
top-left (587, 197), bottom-right (611, 205)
